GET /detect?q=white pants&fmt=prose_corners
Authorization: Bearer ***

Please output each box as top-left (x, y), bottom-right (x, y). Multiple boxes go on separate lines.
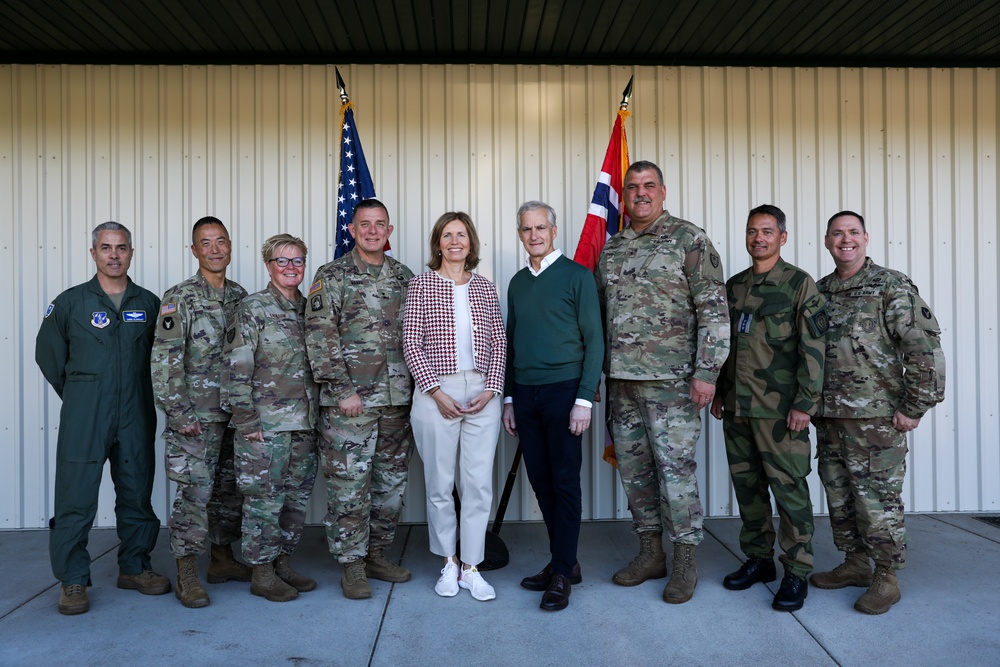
top-left (411, 370), bottom-right (501, 564)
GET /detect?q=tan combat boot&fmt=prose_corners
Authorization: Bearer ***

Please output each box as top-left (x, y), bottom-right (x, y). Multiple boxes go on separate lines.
top-left (662, 543), bottom-right (698, 604)
top-left (250, 562), bottom-right (299, 602)
top-left (58, 584), bottom-right (89, 615)
top-left (341, 558), bottom-right (372, 599)
top-left (810, 551), bottom-right (873, 589)
top-left (207, 543), bottom-right (252, 583)
top-left (175, 555), bottom-right (210, 608)
top-left (364, 548), bottom-right (411, 583)
top-left (854, 563), bottom-right (900, 615)
top-left (275, 553), bottom-right (317, 592)
top-left (612, 531), bottom-right (667, 586)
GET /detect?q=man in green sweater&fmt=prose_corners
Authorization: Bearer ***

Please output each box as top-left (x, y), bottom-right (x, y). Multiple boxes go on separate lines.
top-left (503, 200), bottom-right (604, 612)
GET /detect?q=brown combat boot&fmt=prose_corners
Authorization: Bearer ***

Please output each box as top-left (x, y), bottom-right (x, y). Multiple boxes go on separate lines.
top-left (662, 543), bottom-right (698, 604)
top-left (250, 562), bottom-right (299, 602)
top-left (810, 551), bottom-right (873, 589)
top-left (364, 548), bottom-right (411, 583)
top-left (275, 553), bottom-right (317, 592)
top-left (854, 563), bottom-right (900, 615)
top-left (207, 543), bottom-right (252, 583)
top-left (612, 531), bottom-right (667, 586)
top-left (58, 584), bottom-right (89, 615)
top-left (341, 558), bottom-right (372, 599)
top-left (175, 556), bottom-right (210, 608)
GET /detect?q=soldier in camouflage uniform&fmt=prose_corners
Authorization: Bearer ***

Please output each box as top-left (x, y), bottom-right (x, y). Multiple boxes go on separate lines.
top-left (811, 210), bottom-right (945, 615)
top-left (709, 205), bottom-right (827, 612)
top-left (595, 160), bottom-right (730, 604)
top-left (304, 199), bottom-right (416, 600)
top-left (222, 234), bottom-right (319, 603)
top-left (151, 216), bottom-right (251, 608)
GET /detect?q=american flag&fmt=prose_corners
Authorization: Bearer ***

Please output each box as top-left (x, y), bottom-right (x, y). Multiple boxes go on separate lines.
top-left (573, 108), bottom-right (630, 270)
top-left (334, 102), bottom-right (377, 258)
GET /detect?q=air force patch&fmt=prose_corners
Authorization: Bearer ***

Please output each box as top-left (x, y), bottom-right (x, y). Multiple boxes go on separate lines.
top-left (44, 303), bottom-right (55, 318)
top-left (122, 310), bottom-right (146, 322)
top-left (91, 312), bottom-right (110, 329)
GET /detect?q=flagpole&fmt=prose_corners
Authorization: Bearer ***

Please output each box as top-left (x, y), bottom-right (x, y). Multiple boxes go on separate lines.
top-left (620, 75), bottom-right (633, 111)
top-left (335, 66), bottom-right (350, 104)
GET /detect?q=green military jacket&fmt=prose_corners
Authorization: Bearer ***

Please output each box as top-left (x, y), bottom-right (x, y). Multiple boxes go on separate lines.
top-left (151, 271), bottom-right (248, 430)
top-left (304, 248), bottom-right (414, 409)
top-left (36, 275), bottom-right (159, 461)
top-left (596, 211), bottom-right (731, 383)
top-left (817, 258), bottom-right (946, 419)
top-left (222, 281), bottom-right (318, 435)
top-left (718, 258), bottom-right (827, 419)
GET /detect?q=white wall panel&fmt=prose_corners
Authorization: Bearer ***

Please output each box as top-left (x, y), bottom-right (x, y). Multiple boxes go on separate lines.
top-left (4, 63), bottom-right (995, 531)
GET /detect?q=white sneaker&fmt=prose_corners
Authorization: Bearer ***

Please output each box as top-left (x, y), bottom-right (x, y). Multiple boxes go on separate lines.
top-left (435, 562), bottom-right (460, 597)
top-left (459, 567), bottom-right (496, 601)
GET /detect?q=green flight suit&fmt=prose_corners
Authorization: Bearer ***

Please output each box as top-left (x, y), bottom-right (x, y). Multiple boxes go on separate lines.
top-left (35, 275), bottom-right (161, 586)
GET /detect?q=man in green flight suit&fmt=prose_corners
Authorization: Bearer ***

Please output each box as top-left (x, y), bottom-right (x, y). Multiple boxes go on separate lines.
top-left (36, 221), bottom-right (171, 615)
top-left (710, 204), bottom-right (827, 612)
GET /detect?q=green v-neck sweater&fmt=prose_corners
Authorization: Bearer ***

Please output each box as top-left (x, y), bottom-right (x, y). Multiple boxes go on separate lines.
top-left (504, 255), bottom-right (604, 401)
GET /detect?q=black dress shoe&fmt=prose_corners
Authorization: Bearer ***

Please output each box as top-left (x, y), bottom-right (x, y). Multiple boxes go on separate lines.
top-left (540, 573), bottom-right (571, 611)
top-left (772, 572), bottom-right (808, 612)
top-left (520, 562), bottom-right (582, 591)
top-left (723, 557), bottom-right (777, 590)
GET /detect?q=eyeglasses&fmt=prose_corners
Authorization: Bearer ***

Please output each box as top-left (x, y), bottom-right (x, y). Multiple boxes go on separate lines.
top-left (268, 257), bottom-right (305, 268)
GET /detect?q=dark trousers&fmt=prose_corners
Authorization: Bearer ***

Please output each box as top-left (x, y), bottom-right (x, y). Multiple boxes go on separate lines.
top-left (512, 378), bottom-right (583, 578)
top-left (51, 436), bottom-right (160, 586)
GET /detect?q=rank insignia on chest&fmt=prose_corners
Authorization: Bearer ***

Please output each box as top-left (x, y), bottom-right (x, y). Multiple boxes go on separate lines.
top-left (122, 310), bottom-right (146, 322)
top-left (160, 303), bottom-right (178, 315)
top-left (737, 312), bottom-right (753, 334)
top-left (91, 312), bottom-right (110, 329)
top-left (226, 327), bottom-right (236, 343)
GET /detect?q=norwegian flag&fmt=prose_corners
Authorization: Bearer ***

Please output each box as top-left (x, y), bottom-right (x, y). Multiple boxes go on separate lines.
top-left (573, 108), bottom-right (631, 270)
top-left (334, 102), bottom-right (378, 258)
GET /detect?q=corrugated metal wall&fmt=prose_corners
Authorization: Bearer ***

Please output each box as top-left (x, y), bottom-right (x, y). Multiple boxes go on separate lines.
top-left (3, 63), bottom-right (996, 530)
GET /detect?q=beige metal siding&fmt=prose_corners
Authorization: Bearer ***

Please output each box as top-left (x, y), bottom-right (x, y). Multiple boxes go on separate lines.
top-left (3, 63), bottom-right (994, 530)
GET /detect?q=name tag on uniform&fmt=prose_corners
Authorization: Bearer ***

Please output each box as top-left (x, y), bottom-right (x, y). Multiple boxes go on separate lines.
top-left (738, 312), bottom-right (753, 334)
top-left (122, 310), bottom-right (146, 322)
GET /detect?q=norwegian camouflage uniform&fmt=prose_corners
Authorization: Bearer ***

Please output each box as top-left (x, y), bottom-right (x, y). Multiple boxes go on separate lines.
top-left (718, 258), bottom-right (827, 578)
top-left (151, 271), bottom-right (248, 558)
top-left (304, 248), bottom-right (415, 564)
top-left (815, 258), bottom-right (945, 569)
top-left (222, 281), bottom-right (319, 565)
top-left (596, 211), bottom-right (730, 545)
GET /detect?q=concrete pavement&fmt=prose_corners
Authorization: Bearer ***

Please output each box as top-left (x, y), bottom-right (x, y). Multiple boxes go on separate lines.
top-left (1, 514), bottom-right (998, 666)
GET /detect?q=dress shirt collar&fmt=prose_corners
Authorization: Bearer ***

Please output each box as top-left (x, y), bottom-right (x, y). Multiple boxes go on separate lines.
top-left (525, 248), bottom-right (563, 277)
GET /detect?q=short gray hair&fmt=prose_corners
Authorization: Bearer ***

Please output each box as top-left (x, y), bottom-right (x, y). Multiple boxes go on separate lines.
top-left (516, 201), bottom-right (557, 230)
top-left (92, 221), bottom-right (133, 249)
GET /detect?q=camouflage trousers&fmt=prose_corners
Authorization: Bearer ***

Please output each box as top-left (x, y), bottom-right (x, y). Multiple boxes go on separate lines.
top-left (609, 378), bottom-right (704, 545)
top-left (165, 422), bottom-right (243, 558)
top-left (235, 429), bottom-right (318, 565)
top-left (815, 417), bottom-right (908, 569)
top-left (318, 404), bottom-right (413, 564)
top-left (724, 415), bottom-right (815, 577)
